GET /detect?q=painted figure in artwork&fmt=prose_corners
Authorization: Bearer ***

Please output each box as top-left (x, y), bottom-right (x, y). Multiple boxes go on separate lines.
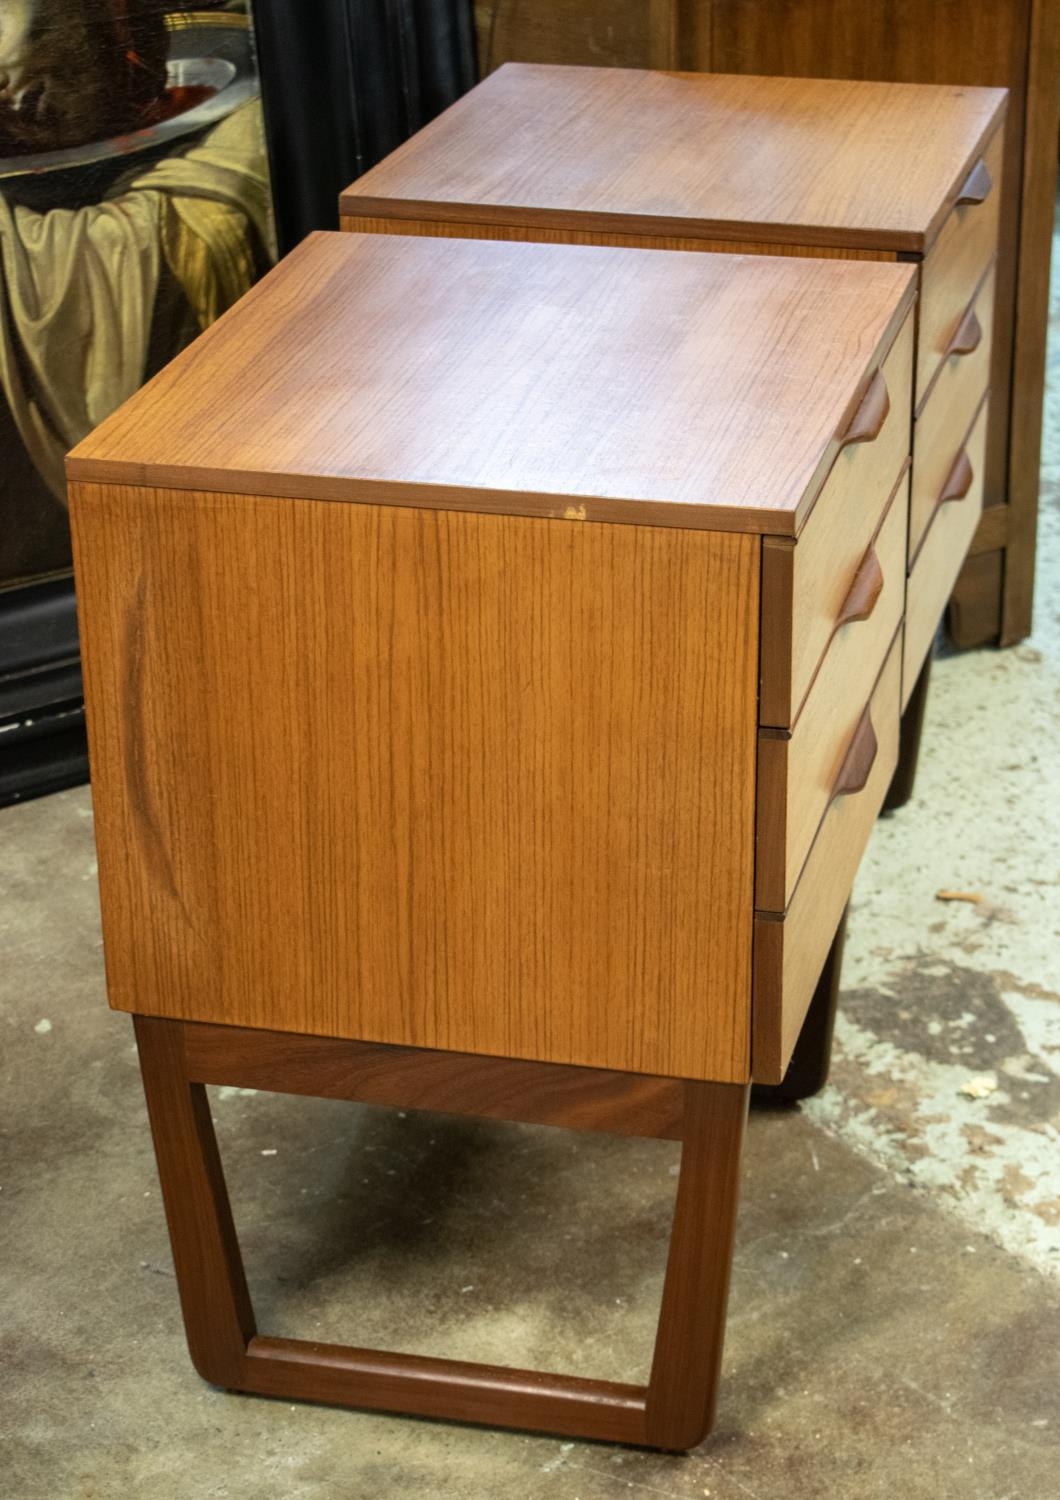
top-left (0, 1), bottom-right (169, 152)
top-left (0, 1), bottom-right (273, 584)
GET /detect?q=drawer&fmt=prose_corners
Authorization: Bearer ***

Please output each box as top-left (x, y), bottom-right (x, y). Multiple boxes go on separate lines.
top-left (916, 127), bottom-right (1003, 412)
top-left (760, 308), bottom-right (914, 729)
top-left (904, 396), bottom-right (989, 707)
top-left (910, 261), bottom-right (995, 563)
top-left (756, 478), bottom-right (907, 911)
top-left (753, 633), bottom-right (902, 1083)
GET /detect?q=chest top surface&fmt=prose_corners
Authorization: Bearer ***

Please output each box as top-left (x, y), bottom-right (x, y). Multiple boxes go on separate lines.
top-left (339, 64), bottom-right (1006, 254)
top-left (68, 230), bottom-right (915, 536)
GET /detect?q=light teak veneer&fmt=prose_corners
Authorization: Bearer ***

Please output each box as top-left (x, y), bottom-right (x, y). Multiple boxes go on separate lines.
top-left (68, 232), bottom-right (916, 1447)
top-left (340, 63), bottom-right (1003, 711)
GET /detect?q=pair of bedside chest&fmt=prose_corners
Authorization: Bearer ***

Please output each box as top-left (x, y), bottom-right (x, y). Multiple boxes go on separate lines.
top-left (69, 67), bottom-right (1006, 1449)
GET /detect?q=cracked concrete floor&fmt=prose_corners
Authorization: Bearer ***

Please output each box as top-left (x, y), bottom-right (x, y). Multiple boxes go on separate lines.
top-left (4, 256), bottom-right (1060, 1499)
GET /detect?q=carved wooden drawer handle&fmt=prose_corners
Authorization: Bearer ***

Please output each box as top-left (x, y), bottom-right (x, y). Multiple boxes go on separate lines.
top-left (937, 448), bottom-right (974, 510)
top-left (837, 369), bottom-right (890, 450)
top-left (835, 546), bottom-right (884, 631)
top-left (830, 706), bottom-right (879, 804)
top-left (945, 305), bottom-right (983, 359)
top-left (956, 158), bottom-right (993, 207)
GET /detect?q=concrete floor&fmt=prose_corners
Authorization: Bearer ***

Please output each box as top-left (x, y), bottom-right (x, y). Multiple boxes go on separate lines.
top-left (4, 257), bottom-right (1060, 1499)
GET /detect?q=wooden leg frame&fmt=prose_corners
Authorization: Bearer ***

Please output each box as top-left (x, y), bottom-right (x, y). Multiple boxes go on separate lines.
top-left (134, 1016), bottom-right (748, 1450)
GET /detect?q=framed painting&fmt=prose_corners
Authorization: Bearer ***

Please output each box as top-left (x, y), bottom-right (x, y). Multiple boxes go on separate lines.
top-left (0, 0), bottom-right (477, 804)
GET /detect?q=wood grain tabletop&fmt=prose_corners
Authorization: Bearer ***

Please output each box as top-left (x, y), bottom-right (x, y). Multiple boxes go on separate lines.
top-left (340, 64), bottom-right (1006, 254)
top-left (68, 230), bottom-right (915, 537)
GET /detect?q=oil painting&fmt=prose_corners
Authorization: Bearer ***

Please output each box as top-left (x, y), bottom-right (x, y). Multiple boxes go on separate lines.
top-left (0, 1), bottom-right (274, 587)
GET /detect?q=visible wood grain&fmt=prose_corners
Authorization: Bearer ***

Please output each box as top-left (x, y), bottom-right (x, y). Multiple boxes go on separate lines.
top-left (475, 0), bottom-right (675, 74)
top-left (339, 64), bottom-right (1005, 254)
top-left (759, 315), bottom-right (913, 729)
top-left (700, 0), bottom-right (1039, 638)
top-left (134, 1016), bottom-right (255, 1387)
top-left (471, 3), bottom-right (1046, 638)
top-left (911, 266), bottom-right (995, 563)
top-left (647, 0), bottom-right (680, 69)
top-left (756, 488), bottom-right (907, 911)
top-left (67, 232), bottom-right (915, 539)
top-left (644, 1081), bottom-right (749, 1449)
top-left (244, 1337), bottom-right (651, 1443)
top-left (71, 482), bottom-right (759, 1084)
top-left (905, 400), bottom-right (990, 702)
top-left (1002, 0), bottom-right (1060, 642)
top-left (339, 213), bottom-right (896, 260)
top-left (701, 1), bottom-right (1022, 485)
top-left (134, 1015), bottom-right (748, 1447)
top-left (183, 1023), bottom-right (686, 1140)
top-left (916, 133), bottom-right (1003, 411)
top-left (243, 1077), bottom-right (748, 1450)
top-left (753, 635), bottom-right (902, 1083)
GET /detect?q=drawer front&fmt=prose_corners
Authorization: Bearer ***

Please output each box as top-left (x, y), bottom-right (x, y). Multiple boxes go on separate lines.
top-left (910, 262), bottom-right (995, 563)
top-left (756, 479), bottom-right (907, 912)
top-left (904, 397), bottom-right (989, 707)
top-left (753, 633), bottom-right (902, 1083)
top-left (760, 309), bottom-right (914, 729)
top-left (916, 127), bottom-right (1003, 412)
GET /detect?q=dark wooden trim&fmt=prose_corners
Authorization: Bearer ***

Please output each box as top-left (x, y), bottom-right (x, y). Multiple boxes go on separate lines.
top-left (338, 190), bottom-right (937, 254)
top-left (969, 502), bottom-right (1009, 555)
top-left (829, 706), bottom-right (879, 803)
top-left (949, 548), bottom-right (1004, 646)
top-left (645, 1081), bottom-right (748, 1448)
top-left (1002, 0), bottom-right (1060, 643)
top-left (134, 1017), bottom-right (256, 1386)
top-left (182, 1022), bottom-right (686, 1140)
top-left (243, 1338), bottom-right (650, 1443)
top-left (837, 369), bottom-right (891, 450)
top-left (134, 1016), bottom-right (749, 1449)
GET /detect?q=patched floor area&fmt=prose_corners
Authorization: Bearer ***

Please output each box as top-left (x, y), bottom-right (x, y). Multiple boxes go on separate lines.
top-left (3, 239), bottom-right (1060, 1500)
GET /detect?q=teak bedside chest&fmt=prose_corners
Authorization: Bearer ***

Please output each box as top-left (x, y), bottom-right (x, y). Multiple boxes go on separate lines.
top-left (339, 63), bottom-right (1004, 769)
top-left (69, 231), bottom-right (917, 1448)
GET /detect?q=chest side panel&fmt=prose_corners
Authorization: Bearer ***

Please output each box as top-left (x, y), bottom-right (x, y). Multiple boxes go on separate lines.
top-left (71, 482), bottom-right (760, 1084)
